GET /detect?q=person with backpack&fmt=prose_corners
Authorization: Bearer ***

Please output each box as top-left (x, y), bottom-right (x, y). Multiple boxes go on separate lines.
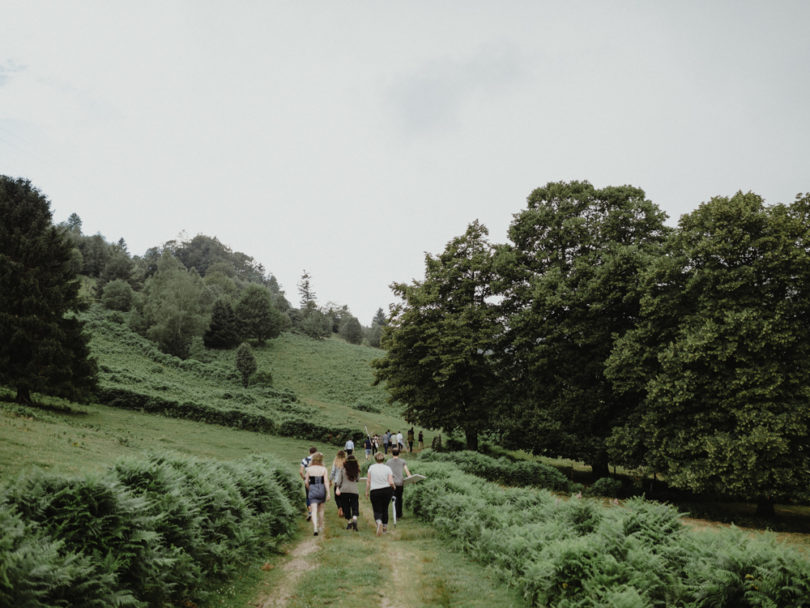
top-left (335, 454), bottom-right (361, 530)
top-left (305, 452), bottom-right (330, 536)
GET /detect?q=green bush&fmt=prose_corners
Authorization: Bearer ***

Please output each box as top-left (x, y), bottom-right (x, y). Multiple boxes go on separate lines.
top-left (0, 452), bottom-right (298, 607)
top-left (101, 279), bottom-right (134, 312)
top-left (96, 387), bottom-right (278, 434)
top-left (419, 450), bottom-right (572, 492)
top-left (252, 369), bottom-right (274, 387)
top-left (408, 463), bottom-right (810, 608)
top-left (586, 476), bottom-right (623, 498)
top-left (278, 418), bottom-right (364, 446)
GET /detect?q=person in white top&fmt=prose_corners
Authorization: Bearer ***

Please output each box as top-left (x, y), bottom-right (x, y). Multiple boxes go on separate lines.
top-left (365, 451), bottom-right (395, 536)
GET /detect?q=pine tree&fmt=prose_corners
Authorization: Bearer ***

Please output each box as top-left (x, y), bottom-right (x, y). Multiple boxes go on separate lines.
top-left (204, 299), bottom-right (241, 349)
top-left (0, 176), bottom-right (97, 404)
top-left (235, 342), bottom-right (257, 387)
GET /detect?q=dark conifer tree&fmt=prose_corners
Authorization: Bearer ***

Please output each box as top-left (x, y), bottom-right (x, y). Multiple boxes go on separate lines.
top-left (204, 299), bottom-right (241, 349)
top-left (235, 342), bottom-right (257, 387)
top-left (0, 176), bottom-right (97, 404)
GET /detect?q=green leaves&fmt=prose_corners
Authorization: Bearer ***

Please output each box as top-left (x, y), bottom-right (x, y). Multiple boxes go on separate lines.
top-left (0, 452), bottom-right (298, 607)
top-left (503, 181), bottom-right (669, 471)
top-left (373, 221), bottom-right (501, 449)
top-left (0, 176), bottom-right (97, 403)
top-left (613, 192), bottom-right (810, 502)
top-left (409, 464), bottom-right (810, 607)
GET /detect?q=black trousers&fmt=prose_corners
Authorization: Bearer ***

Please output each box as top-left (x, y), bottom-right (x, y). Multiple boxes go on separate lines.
top-left (370, 487), bottom-right (393, 524)
top-left (342, 493), bottom-right (359, 519)
top-left (394, 484), bottom-right (404, 518)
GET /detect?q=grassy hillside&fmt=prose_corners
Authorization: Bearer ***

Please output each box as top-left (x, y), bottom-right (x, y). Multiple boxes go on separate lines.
top-left (1, 305), bottom-right (420, 479)
top-left (84, 305), bottom-right (419, 444)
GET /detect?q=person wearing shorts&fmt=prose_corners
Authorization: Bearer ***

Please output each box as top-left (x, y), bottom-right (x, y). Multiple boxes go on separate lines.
top-left (299, 446), bottom-right (317, 520)
top-left (305, 452), bottom-right (330, 535)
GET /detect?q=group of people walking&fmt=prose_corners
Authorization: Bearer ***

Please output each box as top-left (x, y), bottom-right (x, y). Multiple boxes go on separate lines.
top-left (362, 428), bottom-right (424, 459)
top-left (299, 444), bottom-right (413, 537)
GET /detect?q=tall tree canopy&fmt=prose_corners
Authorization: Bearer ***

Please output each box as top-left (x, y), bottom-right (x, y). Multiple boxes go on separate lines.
top-left (502, 181), bottom-right (670, 475)
top-left (136, 253), bottom-right (211, 358)
top-left (373, 221), bottom-right (502, 450)
top-left (234, 284), bottom-right (286, 345)
top-left (0, 176), bottom-right (97, 403)
top-left (606, 191), bottom-right (810, 513)
top-left (204, 299), bottom-right (241, 349)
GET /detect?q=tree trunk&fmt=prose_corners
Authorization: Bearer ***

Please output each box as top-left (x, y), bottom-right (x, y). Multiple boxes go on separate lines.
top-left (465, 428), bottom-right (479, 451)
top-left (755, 497), bottom-right (775, 518)
top-left (590, 453), bottom-right (610, 480)
top-left (15, 386), bottom-right (32, 405)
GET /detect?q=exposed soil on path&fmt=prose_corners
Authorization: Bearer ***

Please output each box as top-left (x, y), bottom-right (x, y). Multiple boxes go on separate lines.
top-left (255, 535), bottom-right (320, 608)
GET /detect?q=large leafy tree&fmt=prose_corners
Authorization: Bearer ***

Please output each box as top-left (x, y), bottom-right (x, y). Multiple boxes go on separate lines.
top-left (136, 253), bottom-right (211, 358)
top-left (606, 192), bottom-right (810, 514)
top-left (0, 176), bottom-right (97, 404)
top-left (502, 181), bottom-right (669, 475)
top-left (373, 221), bottom-right (502, 450)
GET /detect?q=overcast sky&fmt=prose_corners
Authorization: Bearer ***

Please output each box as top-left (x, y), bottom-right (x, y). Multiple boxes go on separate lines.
top-left (2, 1), bottom-right (808, 324)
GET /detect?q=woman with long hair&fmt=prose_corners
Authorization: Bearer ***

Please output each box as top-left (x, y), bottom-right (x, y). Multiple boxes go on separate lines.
top-left (330, 449), bottom-right (347, 516)
top-left (305, 452), bottom-right (330, 535)
top-left (336, 454), bottom-right (361, 530)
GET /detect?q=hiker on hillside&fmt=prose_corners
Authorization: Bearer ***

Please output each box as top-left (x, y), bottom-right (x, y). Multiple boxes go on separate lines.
top-left (407, 427), bottom-right (415, 452)
top-left (344, 438), bottom-right (354, 456)
top-left (366, 451), bottom-right (395, 536)
top-left (335, 454), bottom-right (360, 531)
top-left (418, 430), bottom-right (424, 451)
top-left (364, 436), bottom-right (372, 460)
top-left (299, 446), bottom-right (318, 521)
top-left (396, 430), bottom-right (404, 451)
top-left (383, 430), bottom-right (391, 454)
top-left (387, 448), bottom-right (412, 520)
top-left (305, 452), bottom-right (330, 536)
top-left (330, 450), bottom-right (347, 516)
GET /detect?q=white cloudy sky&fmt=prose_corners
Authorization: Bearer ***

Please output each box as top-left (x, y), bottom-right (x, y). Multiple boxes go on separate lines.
top-left (2, 1), bottom-right (808, 324)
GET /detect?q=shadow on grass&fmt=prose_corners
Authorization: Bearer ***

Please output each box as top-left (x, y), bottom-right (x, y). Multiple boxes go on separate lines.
top-left (0, 390), bottom-right (89, 416)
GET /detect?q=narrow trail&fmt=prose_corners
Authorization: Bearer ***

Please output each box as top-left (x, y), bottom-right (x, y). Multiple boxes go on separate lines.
top-left (250, 492), bottom-right (527, 608)
top-left (256, 535), bottom-right (320, 608)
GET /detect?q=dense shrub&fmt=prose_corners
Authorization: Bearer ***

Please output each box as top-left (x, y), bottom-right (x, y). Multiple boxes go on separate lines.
top-left (352, 395), bottom-right (382, 413)
top-left (101, 279), bottom-right (135, 311)
top-left (96, 387), bottom-right (278, 434)
top-left (586, 476), bottom-right (623, 498)
top-left (409, 463), bottom-right (810, 608)
top-left (419, 449), bottom-right (572, 492)
top-left (0, 452), bottom-right (297, 607)
top-left (278, 418), bottom-right (364, 446)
